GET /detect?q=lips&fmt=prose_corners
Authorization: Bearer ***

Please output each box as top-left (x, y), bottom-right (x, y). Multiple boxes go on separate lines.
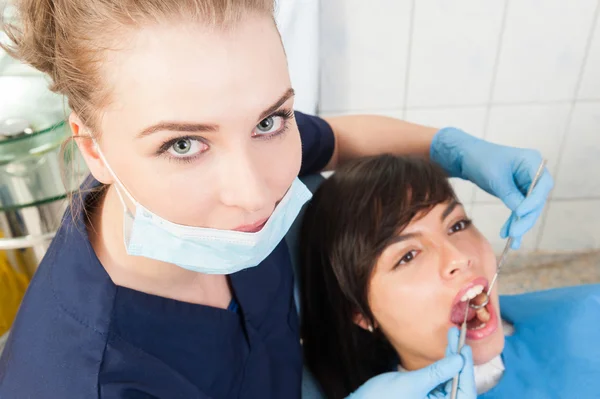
top-left (465, 301), bottom-right (498, 340)
top-left (451, 277), bottom-right (489, 309)
top-left (233, 217), bottom-right (269, 233)
top-left (449, 276), bottom-right (498, 341)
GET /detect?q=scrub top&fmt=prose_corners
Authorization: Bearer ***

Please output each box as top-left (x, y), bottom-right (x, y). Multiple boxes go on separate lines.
top-left (0, 112), bottom-right (335, 399)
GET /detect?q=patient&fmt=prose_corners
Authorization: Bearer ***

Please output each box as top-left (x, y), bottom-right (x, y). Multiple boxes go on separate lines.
top-left (299, 155), bottom-right (600, 399)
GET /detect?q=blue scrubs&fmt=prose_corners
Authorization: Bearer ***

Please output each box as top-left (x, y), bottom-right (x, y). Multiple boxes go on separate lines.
top-left (0, 112), bottom-right (335, 399)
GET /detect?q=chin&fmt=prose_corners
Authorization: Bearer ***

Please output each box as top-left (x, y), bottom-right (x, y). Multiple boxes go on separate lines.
top-left (471, 333), bottom-right (505, 365)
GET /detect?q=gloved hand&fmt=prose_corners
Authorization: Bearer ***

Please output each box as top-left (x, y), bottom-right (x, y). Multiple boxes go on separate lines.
top-left (430, 128), bottom-right (554, 249)
top-left (348, 328), bottom-right (476, 399)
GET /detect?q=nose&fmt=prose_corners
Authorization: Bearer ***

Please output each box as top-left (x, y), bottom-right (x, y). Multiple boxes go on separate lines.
top-left (218, 146), bottom-right (270, 213)
top-left (440, 240), bottom-right (471, 279)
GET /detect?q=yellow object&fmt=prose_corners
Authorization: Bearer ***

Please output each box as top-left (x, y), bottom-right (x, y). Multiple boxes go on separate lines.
top-left (0, 238), bottom-right (31, 336)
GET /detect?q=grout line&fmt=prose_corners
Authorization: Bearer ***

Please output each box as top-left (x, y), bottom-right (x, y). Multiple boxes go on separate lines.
top-left (574, 98), bottom-right (600, 103)
top-left (401, 0), bottom-right (417, 120)
top-left (468, 0), bottom-right (510, 206)
top-left (545, 196), bottom-right (600, 202)
top-left (411, 99), bottom-right (576, 109)
top-left (320, 99), bottom-right (600, 116)
top-left (535, 0), bottom-right (600, 249)
top-left (315, 0), bottom-right (323, 115)
top-left (481, 0), bottom-right (510, 142)
top-left (473, 196), bottom-right (600, 205)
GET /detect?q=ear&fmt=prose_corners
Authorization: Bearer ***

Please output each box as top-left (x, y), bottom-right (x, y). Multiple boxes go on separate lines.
top-left (353, 312), bottom-right (377, 332)
top-left (70, 113), bottom-right (114, 184)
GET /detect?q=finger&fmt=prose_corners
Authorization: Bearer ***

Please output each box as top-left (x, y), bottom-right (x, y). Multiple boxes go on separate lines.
top-left (445, 327), bottom-right (460, 357)
top-left (498, 186), bottom-right (524, 212)
top-left (509, 208), bottom-right (543, 238)
top-left (457, 346), bottom-right (476, 397)
top-left (410, 354), bottom-right (464, 395)
top-left (499, 214), bottom-right (512, 239)
top-left (443, 379), bottom-right (453, 396)
top-left (431, 390), bottom-right (445, 399)
top-left (514, 151), bottom-right (543, 188)
top-left (514, 171), bottom-right (553, 218)
top-left (510, 236), bottom-right (522, 250)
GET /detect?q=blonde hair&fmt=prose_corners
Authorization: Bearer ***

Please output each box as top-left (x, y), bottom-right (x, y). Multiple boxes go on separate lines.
top-left (2, 0), bottom-right (275, 130)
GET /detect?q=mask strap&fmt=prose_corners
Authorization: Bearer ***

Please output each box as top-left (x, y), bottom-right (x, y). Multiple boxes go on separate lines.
top-left (93, 140), bottom-right (137, 213)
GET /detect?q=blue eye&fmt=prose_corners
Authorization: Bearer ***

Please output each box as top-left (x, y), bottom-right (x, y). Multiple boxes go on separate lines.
top-left (253, 115), bottom-right (284, 136)
top-left (166, 137), bottom-right (208, 158)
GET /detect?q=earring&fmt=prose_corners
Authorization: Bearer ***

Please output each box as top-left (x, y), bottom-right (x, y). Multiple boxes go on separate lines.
top-left (367, 325), bottom-right (374, 333)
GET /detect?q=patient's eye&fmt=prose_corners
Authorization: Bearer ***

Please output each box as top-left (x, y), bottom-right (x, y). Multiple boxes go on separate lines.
top-left (449, 219), bottom-right (472, 234)
top-left (397, 250), bottom-right (419, 267)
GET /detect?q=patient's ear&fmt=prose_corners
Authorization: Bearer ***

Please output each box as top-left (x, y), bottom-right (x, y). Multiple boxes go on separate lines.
top-left (353, 313), bottom-right (377, 332)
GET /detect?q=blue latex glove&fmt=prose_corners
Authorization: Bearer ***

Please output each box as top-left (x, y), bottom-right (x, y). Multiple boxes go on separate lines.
top-left (430, 128), bottom-right (554, 249)
top-left (348, 328), bottom-right (476, 399)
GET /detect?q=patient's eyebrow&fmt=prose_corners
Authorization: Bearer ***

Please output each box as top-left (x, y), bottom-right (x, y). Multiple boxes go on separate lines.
top-left (441, 200), bottom-right (459, 221)
top-left (389, 232), bottom-right (421, 244)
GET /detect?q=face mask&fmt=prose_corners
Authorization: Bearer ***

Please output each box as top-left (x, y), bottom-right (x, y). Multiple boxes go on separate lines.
top-left (94, 144), bottom-right (312, 274)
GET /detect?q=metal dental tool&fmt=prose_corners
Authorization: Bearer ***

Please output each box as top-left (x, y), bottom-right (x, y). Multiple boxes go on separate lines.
top-left (450, 300), bottom-right (470, 399)
top-left (470, 159), bottom-right (547, 311)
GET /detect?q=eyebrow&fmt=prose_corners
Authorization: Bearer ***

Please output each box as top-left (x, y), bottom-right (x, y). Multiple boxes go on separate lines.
top-left (441, 200), bottom-right (460, 221)
top-left (388, 232), bottom-right (422, 245)
top-left (137, 87), bottom-right (296, 138)
top-left (258, 88), bottom-right (295, 121)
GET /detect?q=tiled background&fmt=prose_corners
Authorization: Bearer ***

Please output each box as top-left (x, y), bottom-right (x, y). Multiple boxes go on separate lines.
top-left (315, 0), bottom-right (600, 254)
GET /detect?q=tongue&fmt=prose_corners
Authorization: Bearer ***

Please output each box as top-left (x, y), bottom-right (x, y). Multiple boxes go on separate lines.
top-left (450, 302), bottom-right (477, 325)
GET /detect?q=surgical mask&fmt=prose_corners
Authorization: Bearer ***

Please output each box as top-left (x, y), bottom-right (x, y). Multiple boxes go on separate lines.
top-left (94, 143), bottom-right (312, 274)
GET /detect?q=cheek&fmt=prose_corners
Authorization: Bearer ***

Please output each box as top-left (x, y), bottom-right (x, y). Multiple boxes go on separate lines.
top-left (462, 229), bottom-right (497, 276)
top-left (478, 239), bottom-right (498, 277)
top-left (471, 309), bottom-right (505, 365)
top-left (369, 274), bottom-right (451, 361)
top-left (257, 127), bottom-right (302, 187)
top-left (106, 126), bottom-right (302, 227)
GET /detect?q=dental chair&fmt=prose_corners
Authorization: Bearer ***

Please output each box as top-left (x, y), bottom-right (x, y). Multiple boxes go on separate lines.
top-left (285, 173), bottom-right (328, 399)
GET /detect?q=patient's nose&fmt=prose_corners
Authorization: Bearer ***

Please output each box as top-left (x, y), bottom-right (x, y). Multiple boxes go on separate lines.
top-left (441, 242), bottom-right (471, 278)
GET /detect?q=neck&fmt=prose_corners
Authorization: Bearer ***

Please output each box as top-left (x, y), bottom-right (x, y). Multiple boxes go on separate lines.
top-left (88, 184), bottom-right (232, 308)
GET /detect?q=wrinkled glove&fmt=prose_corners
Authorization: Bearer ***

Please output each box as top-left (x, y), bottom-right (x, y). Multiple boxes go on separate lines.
top-left (430, 128), bottom-right (554, 249)
top-left (348, 328), bottom-right (476, 399)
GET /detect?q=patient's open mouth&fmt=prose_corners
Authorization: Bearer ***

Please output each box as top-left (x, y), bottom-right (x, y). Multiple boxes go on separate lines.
top-left (449, 277), bottom-right (499, 340)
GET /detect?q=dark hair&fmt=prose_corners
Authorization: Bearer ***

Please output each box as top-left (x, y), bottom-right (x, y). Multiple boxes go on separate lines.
top-left (299, 154), bottom-right (456, 399)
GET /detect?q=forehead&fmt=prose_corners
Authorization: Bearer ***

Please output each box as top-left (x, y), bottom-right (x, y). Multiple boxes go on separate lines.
top-left (101, 15), bottom-right (290, 132)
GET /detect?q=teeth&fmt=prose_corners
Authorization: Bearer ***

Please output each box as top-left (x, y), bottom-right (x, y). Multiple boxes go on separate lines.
top-left (471, 322), bottom-right (487, 330)
top-left (460, 285), bottom-right (484, 302)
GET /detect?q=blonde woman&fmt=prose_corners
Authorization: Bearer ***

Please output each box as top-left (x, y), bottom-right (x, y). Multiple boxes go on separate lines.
top-left (0, 1), bottom-right (552, 397)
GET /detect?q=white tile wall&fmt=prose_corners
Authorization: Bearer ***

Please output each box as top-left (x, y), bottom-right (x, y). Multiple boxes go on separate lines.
top-left (275, 0), bottom-right (320, 114)
top-left (407, 0), bottom-right (505, 107)
top-left (539, 199), bottom-right (600, 251)
top-left (474, 103), bottom-right (571, 202)
top-left (319, 0), bottom-right (412, 112)
top-left (553, 103), bottom-right (600, 199)
top-left (318, 0), bottom-right (600, 252)
top-left (578, 11), bottom-right (600, 100)
top-left (492, 0), bottom-right (597, 103)
top-left (470, 201), bottom-right (543, 253)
